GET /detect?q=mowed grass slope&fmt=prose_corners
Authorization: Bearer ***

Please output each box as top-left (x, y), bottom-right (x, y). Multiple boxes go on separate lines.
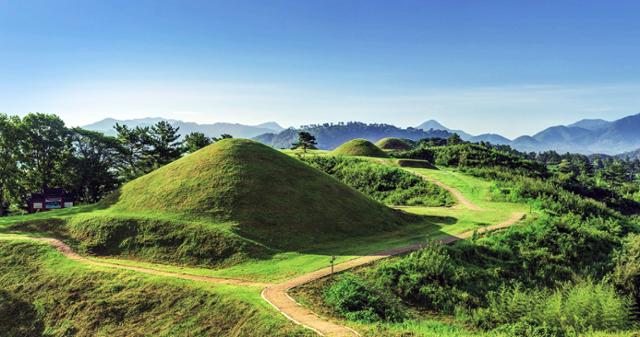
top-left (376, 137), bottom-right (413, 151)
top-left (0, 240), bottom-right (312, 337)
top-left (332, 139), bottom-right (389, 158)
top-left (109, 139), bottom-right (407, 246)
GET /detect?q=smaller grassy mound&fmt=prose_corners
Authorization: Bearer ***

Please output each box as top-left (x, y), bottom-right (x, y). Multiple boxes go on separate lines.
top-left (332, 139), bottom-right (388, 157)
top-left (376, 138), bottom-right (413, 151)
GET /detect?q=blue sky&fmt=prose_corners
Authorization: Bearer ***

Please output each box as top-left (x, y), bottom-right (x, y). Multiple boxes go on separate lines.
top-left (1, 0), bottom-right (639, 138)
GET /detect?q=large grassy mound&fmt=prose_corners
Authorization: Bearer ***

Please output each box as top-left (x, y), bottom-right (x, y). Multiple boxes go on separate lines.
top-left (108, 139), bottom-right (406, 247)
top-left (376, 137), bottom-right (413, 151)
top-left (332, 139), bottom-right (388, 158)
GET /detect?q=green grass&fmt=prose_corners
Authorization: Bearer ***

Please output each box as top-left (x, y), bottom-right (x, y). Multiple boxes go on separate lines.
top-left (393, 167), bottom-right (533, 232)
top-left (0, 156), bottom-right (531, 283)
top-left (109, 138), bottom-right (407, 246)
top-left (0, 240), bottom-right (312, 337)
top-left (332, 138), bottom-right (389, 157)
top-left (375, 137), bottom-right (413, 151)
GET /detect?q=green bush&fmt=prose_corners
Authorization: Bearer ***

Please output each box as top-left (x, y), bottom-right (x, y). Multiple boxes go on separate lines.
top-left (324, 273), bottom-right (405, 323)
top-left (472, 280), bottom-right (632, 335)
top-left (302, 156), bottom-right (453, 206)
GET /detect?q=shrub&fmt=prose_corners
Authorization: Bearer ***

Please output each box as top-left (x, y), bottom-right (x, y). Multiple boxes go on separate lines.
top-left (302, 156), bottom-right (453, 206)
top-left (323, 273), bottom-right (405, 323)
top-left (471, 280), bottom-right (632, 335)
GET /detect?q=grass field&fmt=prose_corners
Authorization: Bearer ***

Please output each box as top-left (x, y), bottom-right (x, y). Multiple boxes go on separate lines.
top-left (0, 147), bottom-right (537, 336)
top-left (396, 167), bottom-right (534, 234)
top-left (0, 164), bottom-right (529, 284)
top-left (0, 239), bottom-right (312, 337)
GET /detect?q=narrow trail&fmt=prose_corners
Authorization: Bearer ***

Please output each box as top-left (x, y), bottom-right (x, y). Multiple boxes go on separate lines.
top-left (414, 172), bottom-right (482, 211)
top-left (9, 237), bottom-right (272, 288)
top-left (262, 211), bottom-right (526, 337)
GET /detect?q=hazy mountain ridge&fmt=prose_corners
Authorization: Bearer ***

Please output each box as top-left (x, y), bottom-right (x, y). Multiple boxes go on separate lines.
top-left (83, 117), bottom-right (284, 139)
top-left (254, 122), bottom-right (452, 149)
top-left (416, 113), bottom-right (640, 155)
top-left (84, 113), bottom-right (640, 154)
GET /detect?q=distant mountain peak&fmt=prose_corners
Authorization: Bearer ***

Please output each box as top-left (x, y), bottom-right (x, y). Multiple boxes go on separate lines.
top-left (567, 118), bottom-right (611, 131)
top-left (417, 119), bottom-right (449, 131)
top-left (254, 121), bottom-right (284, 132)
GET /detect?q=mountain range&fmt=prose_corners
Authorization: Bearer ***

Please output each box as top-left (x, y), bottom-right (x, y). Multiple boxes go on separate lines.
top-left (84, 113), bottom-right (640, 155)
top-left (83, 117), bottom-right (284, 139)
top-left (417, 113), bottom-right (640, 155)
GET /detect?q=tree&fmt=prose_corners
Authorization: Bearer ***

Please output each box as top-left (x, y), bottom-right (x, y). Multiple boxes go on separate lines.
top-left (446, 134), bottom-right (462, 146)
top-left (114, 123), bottom-right (152, 179)
top-left (291, 131), bottom-right (317, 153)
top-left (68, 128), bottom-right (124, 202)
top-left (213, 133), bottom-right (233, 141)
top-left (183, 132), bottom-right (212, 153)
top-left (148, 121), bottom-right (183, 168)
top-left (18, 113), bottom-right (71, 192)
top-left (0, 114), bottom-right (22, 215)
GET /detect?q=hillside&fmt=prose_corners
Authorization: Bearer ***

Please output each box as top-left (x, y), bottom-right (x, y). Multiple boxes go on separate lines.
top-left (109, 138), bottom-right (405, 244)
top-left (254, 122), bottom-right (451, 149)
top-left (332, 139), bottom-right (388, 157)
top-left (376, 137), bottom-right (413, 151)
top-left (84, 117), bottom-right (284, 138)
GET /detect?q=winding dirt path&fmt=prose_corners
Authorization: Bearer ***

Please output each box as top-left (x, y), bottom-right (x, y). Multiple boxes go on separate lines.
top-left (10, 237), bottom-right (272, 288)
top-left (414, 172), bottom-right (482, 211)
top-left (261, 211), bottom-right (525, 337)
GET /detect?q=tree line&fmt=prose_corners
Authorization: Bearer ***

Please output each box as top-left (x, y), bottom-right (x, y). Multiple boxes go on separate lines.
top-left (0, 113), bottom-right (228, 215)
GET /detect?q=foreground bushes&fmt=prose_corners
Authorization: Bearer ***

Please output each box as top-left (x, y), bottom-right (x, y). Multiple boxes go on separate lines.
top-left (473, 281), bottom-right (632, 336)
top-left (302, 156), bottom-right (453, 206)
top-left (324, 273), bottom-right (405, 323)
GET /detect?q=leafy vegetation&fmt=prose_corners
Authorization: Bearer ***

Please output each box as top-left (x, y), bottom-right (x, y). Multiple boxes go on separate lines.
top-left (297, 138), bottom-right (640, 337)
top-left (332, 138), bottom-right (389, 157)
top-left (302, 156), bottom-right (453, 206)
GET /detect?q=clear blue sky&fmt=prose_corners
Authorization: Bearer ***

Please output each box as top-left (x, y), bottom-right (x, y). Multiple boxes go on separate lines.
top-left (1, 0), bottom-right (639, 138)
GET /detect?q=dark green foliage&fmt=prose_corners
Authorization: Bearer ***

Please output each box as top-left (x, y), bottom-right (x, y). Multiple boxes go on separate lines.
top-left (612, 233), bottom-right (640, 318)
top-left (0, 241), bottom-right (311, 337)
top-left (18, 113), bottom-right (70, 192)
top-left (396, 159), bottom-right (436, 169)
top-left (472, 281), bottom-right (632, 335)
top-left (183, 132), bottom-right (212, 153)
top-left (302, 156), bottom-right (453, 206)
top-left (291, 131), bottom-right (318, 152)
top-left (324, 273), bottom-right (405, 323)
top-left (67, 128), bottom-right (124, 202)
top-left (0, 289), bottom-right (44, 337)
top-left (375, 244), bottom-right (491, 312)
top-left (148, 121), bottom-right (183, 168)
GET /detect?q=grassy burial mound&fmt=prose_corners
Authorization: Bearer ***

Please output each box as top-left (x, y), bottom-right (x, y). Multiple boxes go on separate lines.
top-left (376, 137), bottom-right (413, 151)
top-left (332, 139), bottom-right (389, 158)
top-left (104, 139), bottom-right (407, 249)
